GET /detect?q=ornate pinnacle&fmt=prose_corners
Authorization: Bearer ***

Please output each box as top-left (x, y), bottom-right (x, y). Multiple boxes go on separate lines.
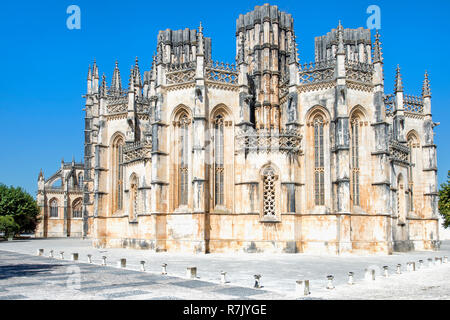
top-left (337, 20), bottom-right (345, 55)
top-left (38, 169), bottom-right (44, 181)
top-left (198, 21), bottom-right (203, 34)
top-left (110, 60), bottom-right (122, 94)
top-left (237, 33), bottom-right (245, 64)
top-left (87, 64), bottom-right (92, 80)
top-left (373, 30), bottom-right (383, 63)
top-left (422, 71), bottom-right (431, 98)
top-left (128, 66), bottom-right (135, 90)
top-left (100, 73), bottom-right (107, 97)
top-left (394, 65), bottom-right (403, 93)
top-left (93, 59), bottom-right (99, 79)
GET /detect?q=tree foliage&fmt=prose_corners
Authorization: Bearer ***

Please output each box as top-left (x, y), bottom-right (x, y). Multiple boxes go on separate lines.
top-left (0, 215), bottom-right (19, 238)
top-left (0, 184), bottom-right (40, 234)
top-left (438, 170), bottom-right (450, 229)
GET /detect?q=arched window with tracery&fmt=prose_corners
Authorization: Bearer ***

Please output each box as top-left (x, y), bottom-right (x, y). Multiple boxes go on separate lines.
top-left (407, 133), bottom-right (419, 212)
top-left (179, 113), bottom-right (190, 206)
top-left (78, 173), bottom-right (84, 189)
top-left (214, 114), bottom-right (224, 207)
top-left (262, 166), bottom-right (276, 216)
top-left (351, 116), bottom-right (361, 206)
top-left (72, 198), bottom-right (82, 218)
top-left (112, 135), bottom-right (124, 212)
top-left (314, 115), bottom-right (325, 206)
top-left (50, 199), bottom-right (58, 218)
top-left (129, 174), bottom-right (138, 220)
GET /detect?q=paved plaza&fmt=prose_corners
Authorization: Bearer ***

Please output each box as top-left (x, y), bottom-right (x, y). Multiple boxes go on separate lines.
top-left (0, 238), bottom-right (449, 300)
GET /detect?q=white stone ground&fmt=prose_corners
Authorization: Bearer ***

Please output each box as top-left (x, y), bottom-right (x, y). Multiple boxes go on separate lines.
top-left (1, 238), bottom-right (449, 299)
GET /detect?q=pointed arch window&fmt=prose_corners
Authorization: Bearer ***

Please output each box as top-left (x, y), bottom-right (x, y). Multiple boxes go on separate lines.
top-left (112, 135), bottom-right (124, 212)
top-left (179, 114), bottom-right (189, 206)
top-left (214, 115), bottom-right (224, 206)
top-left (72, 198), bottom-right (82, 218)
top-left (78, 173), bottom-right (84, 189)
top-left (50, 199), bottom-right (58, 218)
top-left (314, 116), bottom-right (325, 206)
top-left (351, 117), bottom-right (360, 206)
top-left (262, 166), bottom-right (276, 216)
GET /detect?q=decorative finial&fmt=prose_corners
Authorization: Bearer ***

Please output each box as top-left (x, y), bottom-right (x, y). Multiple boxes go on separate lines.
top-left (101, 73), bottom-right (107, 96)
top-left (199, 21), bottom-right (203, 33)
top-left (394, 65), bottom-right (403, 93)
top-left (422, 71), bottom-right (431, 98)
top-left (373, 30), bottom-right (383, 63)
top-left (87, 64), bottom-right (92, 80)
top-left (337, 20), bottom-right (345, 54)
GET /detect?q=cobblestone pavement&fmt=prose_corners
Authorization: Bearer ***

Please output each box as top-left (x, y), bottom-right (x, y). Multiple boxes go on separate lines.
top-left (0, 238), bottom-right (449, 300)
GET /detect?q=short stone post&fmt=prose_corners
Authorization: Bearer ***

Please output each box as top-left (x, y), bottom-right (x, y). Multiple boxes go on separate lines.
top-left (37, 249), bottom-right (44, 256)
top-left (220, 271), bottom-right (227, 284)
top-left (87, 254), bottom-right (92, 264)
top-left (140, 261), bottom-right (146, 272)
top-left (118, 258), bottom-right (126, 268)
top-left (326, 275), bottom-right (334, 289)
top-left (418, 260), bottom-right (424, 269)
top-left (383, 266), bottom-right (389, 277)
top-left (444, 256), bottom-right (448, 264)
top-left (365, 268), bottom-right (375, 281)
top-left (49, 250), bottom-right (54, 258)
top-left (428, 258), bottom-right (433, 267)
top-left (161, 263), bottom-right (167, 275)
top-left (186, 267), bottom-right (197, 279)
top-left (101, 256), bottom-right (107, 266)
top-left (295, 280), bottom-right (310, 296)
top-left (407, 262), bottom-right (415, 271)
top-left (348, 272), bottom-right (355, 285)
top-left (254, 274), bottom-right (262, 288)
top-left (438, 257), bottom-right (443, 265)
top-left (59, 251), bottom-right (64, 259)
top-left (396, 264), bottom-right (402, 274)
top-left (435, 257), bottom-right (440, 265)
top-left (71, 253), bottom-right (79, 261)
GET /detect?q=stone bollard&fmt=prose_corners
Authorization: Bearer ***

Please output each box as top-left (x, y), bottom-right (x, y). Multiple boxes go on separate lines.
top-left (49, 250), bottom-right (54, 258)
top-left (365, 268), bottom-right (375, 281)
top-left (161, 263), bottom-right (167, 275)
top-left (186, 267), bottom-right (197, 279)
top-left (418, 260), bottom-right (424, 269)
top-left (71, 253), bottom-right (79, 261)
top-left (438, 257), bottom-right (443, 265)
top-left (254, 274), bottom-right (262, 288)
top-left (140, 261), bottom-right (146, 272)
top-left (444, 256), bottom-right (448, 264)
top-left (383, 266), bottom-right (389, 277)
top-left (407, 262), bottom-right (416, 272)
top-left (118, 258), bottom-right (126, 268)
top-left (37, 249), bottom-right (44, 256)
top-left (59, 251), bottom-right (64, 259)
top-left (396, 264), bottom-right (402, 274)
top-left (101, 256), bottom-right (107, 266)
top-left (326, 275), bottom-right (335, 289)
top-left (295, 280), bottom-right (310, 296)
top-left (348, 272), bottom-right (355, 285)
top-left (428, 258), bottom-right (433, 267)
top-left (220, 271), bottom-right (228, 284)
top-left (87, 254), bottom-right (92, 264)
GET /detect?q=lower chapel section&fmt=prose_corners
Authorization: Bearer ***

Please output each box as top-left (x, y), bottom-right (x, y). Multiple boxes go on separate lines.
top-left (36, 4), bottom-right (440, 255)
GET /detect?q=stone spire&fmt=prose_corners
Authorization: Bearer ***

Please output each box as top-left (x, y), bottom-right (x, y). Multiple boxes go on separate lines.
top-left (197, 22), bottom-right (204, 56)
top-left (394, 65), bottom-right (403, 93)
top-left (93, 59), bottom-right (99, 79)
top-left (128, 66), bottom-right (135, 92)
top-left (87, 64), bottom-right (92, 80)
top-left (337, 20), bottom-right (345, 55)
top-left (373, 30), bottom-right (383, 63)
top-left (38, 169), bottom-right (44, 181)
top-left (110, 60), bottom-right (122, 94)
top-left (133, 57), bottom-right (142, 87)
top-left (422, 71), bottom-right (431, 98)
top-left (100, 73), bottom-right (107, 97)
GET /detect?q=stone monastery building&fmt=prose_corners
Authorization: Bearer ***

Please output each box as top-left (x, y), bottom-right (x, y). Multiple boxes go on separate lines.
top-left (36, 4), bottom-right (440, 255)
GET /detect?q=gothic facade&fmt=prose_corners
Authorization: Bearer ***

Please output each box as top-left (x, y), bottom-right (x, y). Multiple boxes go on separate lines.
top-left (36, 4), bottom-right (440, 254)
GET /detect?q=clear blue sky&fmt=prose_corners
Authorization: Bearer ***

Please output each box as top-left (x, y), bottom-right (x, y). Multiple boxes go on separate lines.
top-left (0, 0), bottom-right (449, 196)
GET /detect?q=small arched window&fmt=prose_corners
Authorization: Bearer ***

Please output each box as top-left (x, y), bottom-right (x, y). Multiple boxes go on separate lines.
top-left (313, 115), bottom-right (325, 206)
top-left (72, 198), bottom-right (82, 218)
top-left (262, 166), bottom-right (276, 216)
top-left (50, 199), bottom-right (58, 218)
top-left (214, 114), bottom-right (224, 207)
top-left (78, 173), bottom-right (84, 188)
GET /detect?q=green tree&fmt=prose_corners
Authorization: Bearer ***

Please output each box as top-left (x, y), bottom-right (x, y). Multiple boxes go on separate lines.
top-left (438, 170), bottom-right (450, 228)
top-left (0, 184), bottom-right (40, 234)
top-left (0, 215), bottom-right (19, 239)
